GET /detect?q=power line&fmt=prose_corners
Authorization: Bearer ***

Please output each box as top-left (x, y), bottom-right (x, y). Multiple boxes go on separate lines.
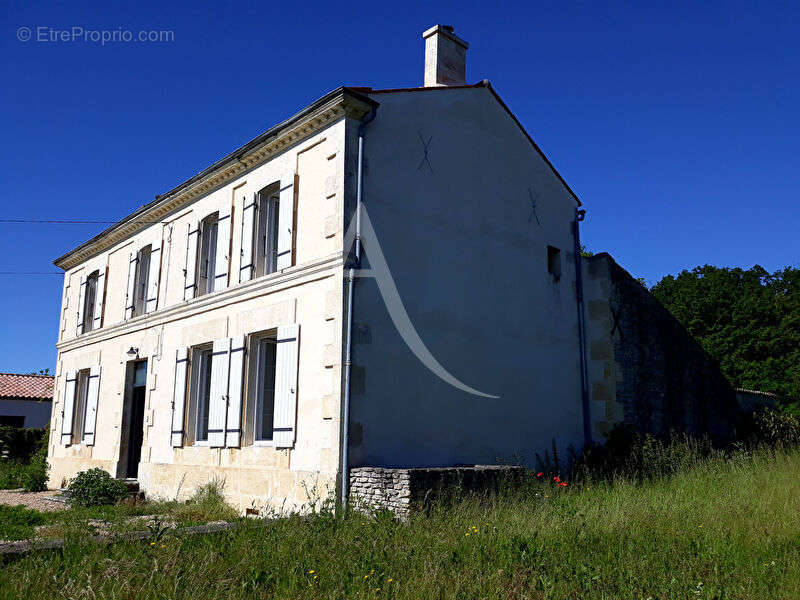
top-left (0, 219), bottom-right (166, 224)
top-left (0, 272), bottom-right (62, 275)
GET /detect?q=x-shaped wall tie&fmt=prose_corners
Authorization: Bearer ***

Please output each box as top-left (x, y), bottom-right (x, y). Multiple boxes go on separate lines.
top-left (417, 133), bottom-right (434, 172)
top-left (528, 188), bottom-right (541, 226)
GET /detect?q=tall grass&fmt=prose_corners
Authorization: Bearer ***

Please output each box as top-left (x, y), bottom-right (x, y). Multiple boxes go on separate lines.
top-left (2, 447), bottom-right (799, 599)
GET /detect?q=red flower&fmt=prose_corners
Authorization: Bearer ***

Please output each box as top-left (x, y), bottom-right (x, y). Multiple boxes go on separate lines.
top-left (553, 476), bottom-right (561, 483)
top-left (536, 472), bottom-right (544, 477)
top-left (558, 482), bottom-right (569, 487)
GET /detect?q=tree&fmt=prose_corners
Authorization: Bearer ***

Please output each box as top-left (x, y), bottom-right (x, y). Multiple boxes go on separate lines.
top-left (651, 265), bottom-right (800, 405)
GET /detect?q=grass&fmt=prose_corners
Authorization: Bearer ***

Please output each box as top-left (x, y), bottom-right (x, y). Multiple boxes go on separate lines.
top-left (1, 448), bottom-right (799, 599)
top-left (0, 480), bottom-right (238, 542)
top-left (0, 505), bottom-right (49, 541)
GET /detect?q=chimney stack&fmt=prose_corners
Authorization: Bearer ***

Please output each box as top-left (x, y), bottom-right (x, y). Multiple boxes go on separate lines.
top-left (423, 25), bottom-right (469, 87)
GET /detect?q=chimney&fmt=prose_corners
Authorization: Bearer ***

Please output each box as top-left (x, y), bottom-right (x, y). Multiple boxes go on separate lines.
top-left (423, 25), bottom-right (469, 87)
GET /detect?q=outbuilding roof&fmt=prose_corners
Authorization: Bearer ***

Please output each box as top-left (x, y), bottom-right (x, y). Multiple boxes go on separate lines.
top-left (0, 373), bottom-right (55, 401)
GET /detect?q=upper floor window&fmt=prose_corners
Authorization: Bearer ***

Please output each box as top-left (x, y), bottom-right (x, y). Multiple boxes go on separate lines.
top-left (254, 186), bottom-right (280, 278)
top-left (196, 212), bottom-right (219, 296)
top-left (239, 175), bottom-right (293, 284)
top-left (82, 271), bottom-right (98, 333)
top-left (133, 245), bottom-right (151, 316)
top-left (547, 245), bottom-right (562, 281)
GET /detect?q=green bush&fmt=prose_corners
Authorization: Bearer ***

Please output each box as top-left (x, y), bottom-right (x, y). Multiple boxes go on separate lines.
top-left (0, 426), bottom-right (46, 462)
top-left (0, 430), bottom-right (49, 492)
top-left (67, 468), bottom-right (128, 507)
top-left (22, 453), bottom-right (49, 492)
top-left (749, 407), bottom-right (800, 447)
top-left (0, 461), bottom-right (26, 489)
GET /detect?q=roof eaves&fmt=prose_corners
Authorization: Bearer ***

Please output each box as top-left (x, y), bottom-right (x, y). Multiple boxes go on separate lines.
top-left (53, 86), bottom-right (378, 269)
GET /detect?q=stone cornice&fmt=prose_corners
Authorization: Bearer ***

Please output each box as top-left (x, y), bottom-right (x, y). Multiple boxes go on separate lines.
top-left (56, 253), bottom-right (344, 352)
top-left (54, 88), bottom-right (377, 271)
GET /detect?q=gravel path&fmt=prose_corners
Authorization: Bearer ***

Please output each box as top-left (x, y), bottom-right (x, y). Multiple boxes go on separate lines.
top-left (0, 489), bottom-right (66, 512)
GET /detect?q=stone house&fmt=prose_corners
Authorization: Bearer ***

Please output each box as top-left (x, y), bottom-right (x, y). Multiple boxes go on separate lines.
top-left (48, 25), bottom-right (736, 511)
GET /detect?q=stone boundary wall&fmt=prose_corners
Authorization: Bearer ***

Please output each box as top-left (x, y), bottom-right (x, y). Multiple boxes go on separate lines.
top-left (349, 465), bottom-right (525, 519)
top-left (582, 253), bottom-right (739, 441)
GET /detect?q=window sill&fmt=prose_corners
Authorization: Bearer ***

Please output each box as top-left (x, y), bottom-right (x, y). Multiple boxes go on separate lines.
top-left (252, 440), bottom-right (276, 447)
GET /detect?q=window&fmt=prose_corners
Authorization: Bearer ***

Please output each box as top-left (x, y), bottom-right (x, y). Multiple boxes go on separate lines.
top-left (196, 213), bottom-right (219, 296)
top-left (547, 246), bottom-right (562, 280)
top-left (133, 245), bottom-right (151, 316)
top-left (247, 332), bottom-right (277, 442)
top-left (0, 416), bottom-right (24, 427)
top-left (188, 345), bottom-right (213, 443)
top-left (82, 271), bottom-right (98, 332)
top-left (254, 186), bottom-right (280, 278)
top-left (72, 369), bottom-right (91, 444)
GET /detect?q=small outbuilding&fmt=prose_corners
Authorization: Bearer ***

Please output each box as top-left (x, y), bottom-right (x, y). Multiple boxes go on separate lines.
top-left (0, 373), bottom-right (54, 429)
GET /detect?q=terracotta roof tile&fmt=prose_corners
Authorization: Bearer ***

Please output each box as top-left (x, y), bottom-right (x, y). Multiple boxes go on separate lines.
top-left (0, 373), bottom-right (54, 400)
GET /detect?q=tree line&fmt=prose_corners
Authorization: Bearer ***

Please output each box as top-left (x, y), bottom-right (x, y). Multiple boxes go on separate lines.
top-left (650, 265), bottom-right (799, 409)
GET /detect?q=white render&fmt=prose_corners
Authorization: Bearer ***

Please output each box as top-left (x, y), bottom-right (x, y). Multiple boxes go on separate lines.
top-left (48, 27), bottom-right (596, 510)
top-left (49, 91), bottom-right (372, 511)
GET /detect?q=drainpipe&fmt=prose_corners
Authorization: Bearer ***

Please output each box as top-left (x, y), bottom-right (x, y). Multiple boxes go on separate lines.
top-left (573, 208), bottom-right (592, 447)
top-left (341, 107), bottom-right (377, 508)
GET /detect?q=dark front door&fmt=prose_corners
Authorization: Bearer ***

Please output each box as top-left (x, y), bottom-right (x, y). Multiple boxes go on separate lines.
top-left (126, 360), bottom-right (148, 478)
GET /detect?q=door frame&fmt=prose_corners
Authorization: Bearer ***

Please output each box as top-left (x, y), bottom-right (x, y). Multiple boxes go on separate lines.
top-left (116, 358), bottom-right (148, 478)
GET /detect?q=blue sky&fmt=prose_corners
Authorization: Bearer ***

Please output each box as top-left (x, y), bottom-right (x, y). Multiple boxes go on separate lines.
top-left (1, 1), bottom-right (797, 373)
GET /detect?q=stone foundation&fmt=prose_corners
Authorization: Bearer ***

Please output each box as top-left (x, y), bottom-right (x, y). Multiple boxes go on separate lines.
top-left (349, 465), bottom-right (525, 519)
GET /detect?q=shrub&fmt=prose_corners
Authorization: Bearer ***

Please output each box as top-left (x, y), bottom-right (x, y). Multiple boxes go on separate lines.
top-left (0, 430), bottom-right (49, 492)
top-left (0, 461), bottom-right (26, 489)
top-left (749, 408), bottom-right (800, 447)
top-left (569, 425), bottom-right (719, 483)
top-left (172, 478), bottom-right (237, 523)
top-left (22, 453), bottom-right (49, 492)
top-left (67, 468), bottom-right (128, 507)
top-left (0, 426), bottom-right (46, 462)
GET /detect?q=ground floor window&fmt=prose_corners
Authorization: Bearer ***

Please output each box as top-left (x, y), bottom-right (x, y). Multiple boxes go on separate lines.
top-left (188, 345), bottom-right (213, 444)
top-left (72, 369), bottom-right (90, 444)
top-left (247, 331), bottom-right (277, 442)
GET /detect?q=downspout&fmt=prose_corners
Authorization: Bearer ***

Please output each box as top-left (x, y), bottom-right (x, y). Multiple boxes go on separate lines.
top-left (341, 106), bottom-right (377, 508)
top-left (573, 208), bottom-right (592, 447)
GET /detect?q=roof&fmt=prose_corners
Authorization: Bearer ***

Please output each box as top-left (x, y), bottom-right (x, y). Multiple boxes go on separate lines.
top-left (54, 80), bottom-right (580, 268)
top-left (0, 373), bottom-right (55, 401)
top-left (53, 86), bottom-right (377, 269)
top-left (735, 388), bottom-right (780, 398)
top-left (353, 81), bottom-right (581, 206)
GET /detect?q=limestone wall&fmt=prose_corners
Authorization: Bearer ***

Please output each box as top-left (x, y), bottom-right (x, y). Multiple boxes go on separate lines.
top-left (583, 253), bottom-right (738, 441)
top-left (349, 465), bottom-right (525, 519)
top-left (48, 118), bottom-right (351, 513)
